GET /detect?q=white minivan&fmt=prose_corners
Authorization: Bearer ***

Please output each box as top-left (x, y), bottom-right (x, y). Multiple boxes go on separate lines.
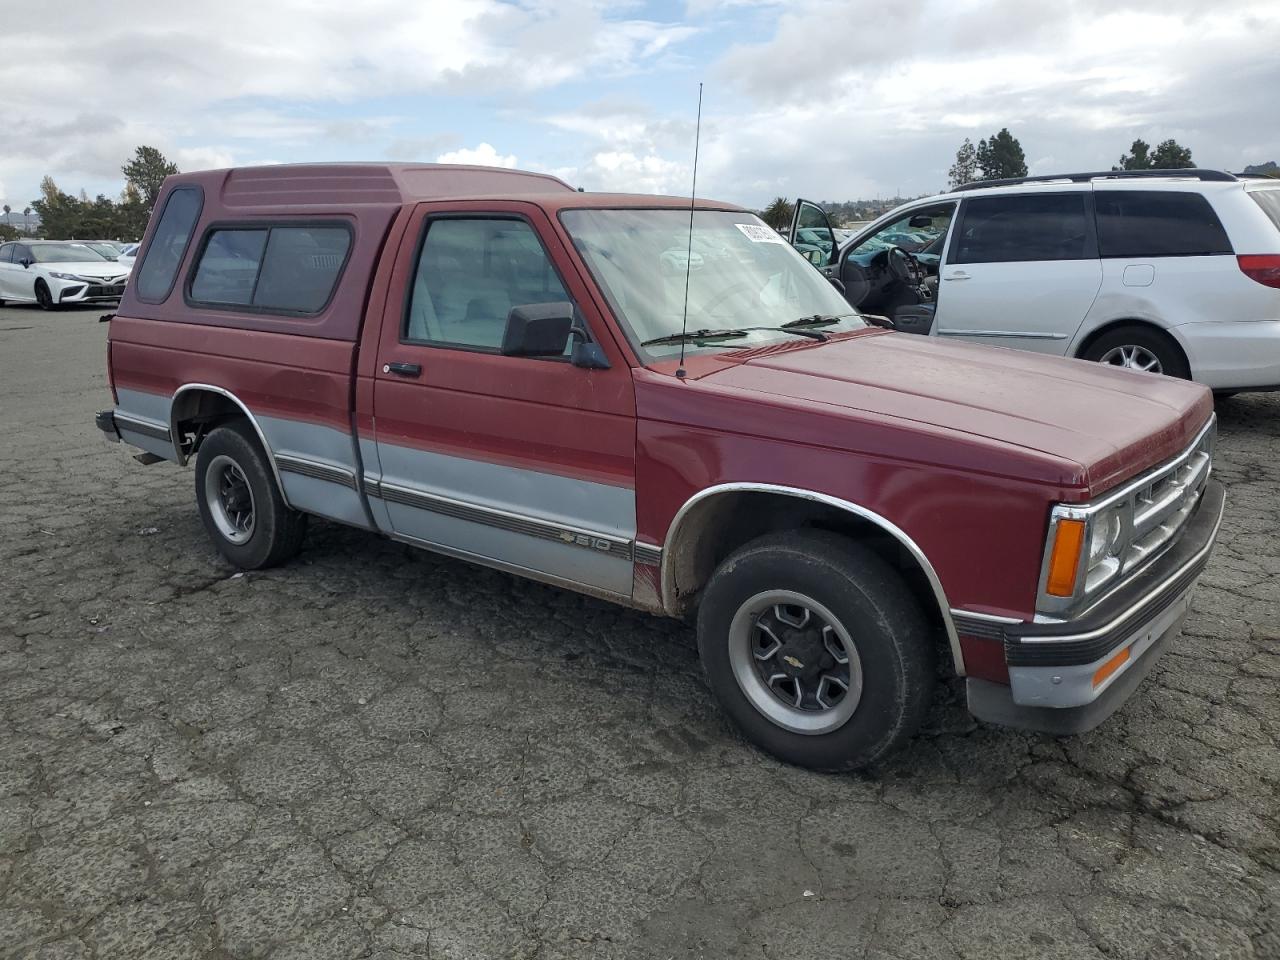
top-left (791, 170), bottom-right (1280, 392)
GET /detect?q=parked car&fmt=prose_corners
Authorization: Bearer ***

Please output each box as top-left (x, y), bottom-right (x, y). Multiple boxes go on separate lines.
top-left (789, 170), bottom-right (1280, 392)
top-left (116, 242), bottom-right (141, 271)
top-left (0, 240), bottom-right (132, 308)
top-left (96, 163), bottom-right (1223, 770)
top-left (77, 240), bottom-right (125, 261)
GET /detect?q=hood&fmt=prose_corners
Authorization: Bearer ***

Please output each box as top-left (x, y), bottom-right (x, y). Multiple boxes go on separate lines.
top-left (648, 331), bottom-right (1213, 495)
top-left (41, 261), bottom-right (130, 279)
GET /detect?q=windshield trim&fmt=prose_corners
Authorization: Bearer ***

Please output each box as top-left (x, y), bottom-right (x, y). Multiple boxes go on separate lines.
top-left (556, 205), bottom-right (861, 366)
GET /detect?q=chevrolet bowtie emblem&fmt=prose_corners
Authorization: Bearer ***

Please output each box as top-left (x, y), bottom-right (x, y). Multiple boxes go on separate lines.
top-left (783, 655), bottom-right (804, 669)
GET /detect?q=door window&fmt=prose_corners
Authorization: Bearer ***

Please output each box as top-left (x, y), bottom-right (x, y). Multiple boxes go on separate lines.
top-left (954, 193), bottom-right (1091, 264)
top-left (0, 243), bottom-right (12, 263)
top-left (792, 201), bottom-right (836, 265)
top-left (848, 204), bottom-right (956, 263)
top-left (403, 217), bottom-right (572, 351)
top-left (1095, 191), bottom-right (1233, 257)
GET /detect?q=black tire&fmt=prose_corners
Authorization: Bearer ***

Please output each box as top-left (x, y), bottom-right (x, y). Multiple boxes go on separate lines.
top-left (1081, 324), bottom-right (1190, 379)
top-left (34, 280), bottom-right (55, 311)
top-left (194, 421), bottom-right (307, 569)
top-left (696, 530), bottom-right (936, 771)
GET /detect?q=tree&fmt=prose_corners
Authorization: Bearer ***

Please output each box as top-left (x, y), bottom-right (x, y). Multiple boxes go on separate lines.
top-left (122, 145), bottom-right (179, 208)
top-left (1150, 139), bottom-right (1194, 169)
top-left (948, 138), bottom-right (978, 189)
top-left (760, 197), bottom-right (795, 231)
top-left (1117, 138), bottom-right (1153, 170)
top-left (0, 223), bottom-right (18, 242)
top-left (31, 176), bottom-right (86, 239)
top-left (1118, 138), bottom-right (1194, 170)
top-left (975, 129), bottom-right (1027, 181)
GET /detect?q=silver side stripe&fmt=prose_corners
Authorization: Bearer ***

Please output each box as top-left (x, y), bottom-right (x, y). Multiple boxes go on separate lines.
top-left (114, 412), bottom-right (172, 443)
top-left (632, 542), bottom-right (663, 567)
top-left (275, 454), bottom-right (358, 490)
top-left (936, 329), bottom-right (1068, 341)
top-left (365, 475), bottom-right (661, 565)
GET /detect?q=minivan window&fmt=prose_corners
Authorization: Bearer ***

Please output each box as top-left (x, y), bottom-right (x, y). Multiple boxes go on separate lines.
top-left (1095, 191), bottom-right (1233, 258)
top-left (404, 218), bottom-right (572, 351)
top-left (1249, 190), bottom-right (1280, 232)
top-left (135, 187), bottom-right (203, 302)
top-left (189, 223), bottom-right (351, 315)
top-left (954, 193), bottom-right (1090, 264)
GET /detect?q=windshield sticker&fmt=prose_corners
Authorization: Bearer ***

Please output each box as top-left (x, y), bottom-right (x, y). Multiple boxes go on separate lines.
top-left (735, 223), bottom-right (786, 244)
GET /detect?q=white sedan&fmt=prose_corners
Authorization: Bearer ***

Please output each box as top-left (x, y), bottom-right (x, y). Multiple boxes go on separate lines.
top-left (0, 240), bottom-right (132, 309)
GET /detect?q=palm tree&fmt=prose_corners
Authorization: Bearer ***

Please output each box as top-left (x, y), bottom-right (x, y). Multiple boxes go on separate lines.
top-left (2, 204), bottom-right (9, 230)
top-left (23, 207), bottom-right (31, 235)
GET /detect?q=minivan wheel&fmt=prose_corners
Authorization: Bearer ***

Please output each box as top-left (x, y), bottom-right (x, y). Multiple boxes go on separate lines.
top-left (194, 421), bottom-right (307, 569)
top-left (696, 530), bottom-right (935, 771)
top-left (1083, 325), bottom-right (1189, 379)
top-left (34, 281), bottom-right (55, 311)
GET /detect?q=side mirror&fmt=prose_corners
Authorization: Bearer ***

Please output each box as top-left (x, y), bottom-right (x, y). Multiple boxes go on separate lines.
top-left (501, 302), bottom-right (575, 358)
top-left (908, 214), bottom-right (933, 228)
top-left (19, 258), bottom-right (33, 268)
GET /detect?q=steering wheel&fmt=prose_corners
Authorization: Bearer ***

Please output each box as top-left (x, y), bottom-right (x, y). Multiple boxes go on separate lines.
top-left (885, 246), bottom-right (924, 286)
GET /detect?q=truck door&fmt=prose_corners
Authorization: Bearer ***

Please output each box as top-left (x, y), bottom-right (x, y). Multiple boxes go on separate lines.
top-left (936, 191), bottom-right (1102, 354)
top-left (365, 201), bottom-right (638, 598)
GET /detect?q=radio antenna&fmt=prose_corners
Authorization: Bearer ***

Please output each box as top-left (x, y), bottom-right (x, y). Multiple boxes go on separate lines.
top-left (676, 82), bottom-right (703, 380)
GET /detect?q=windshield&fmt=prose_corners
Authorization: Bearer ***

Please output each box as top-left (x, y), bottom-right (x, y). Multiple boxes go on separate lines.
top-left (561, 209), bottom-right (863, 360)
top-left (83, 242), bottom-right (120, 259)
top-left (30, 243), bottom-right (108, 263)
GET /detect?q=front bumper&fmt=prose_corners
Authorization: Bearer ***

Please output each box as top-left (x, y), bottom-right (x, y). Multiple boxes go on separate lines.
top-left (51, 276), bottom-right (127, 304)
top-left (964, 478), bottom-right (1225, 734)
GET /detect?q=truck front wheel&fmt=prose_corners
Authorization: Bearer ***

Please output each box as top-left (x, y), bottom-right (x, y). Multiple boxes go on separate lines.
top-left (194, 422), bottom-right (307, 569)
top-left (696, 530), bottom-right (935, 771)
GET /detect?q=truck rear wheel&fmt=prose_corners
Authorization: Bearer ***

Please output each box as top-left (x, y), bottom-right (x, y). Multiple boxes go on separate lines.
top-left (696, 530), bottom-right (935, 771)
top-left (194, 421), bottom-right (307, 569)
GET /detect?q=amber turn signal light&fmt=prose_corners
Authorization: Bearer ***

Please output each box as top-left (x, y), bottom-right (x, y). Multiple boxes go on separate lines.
top-left (1092, 645), bottom-right (1131, 688)
top-left (1045, 518), bottom-right (1086, 597)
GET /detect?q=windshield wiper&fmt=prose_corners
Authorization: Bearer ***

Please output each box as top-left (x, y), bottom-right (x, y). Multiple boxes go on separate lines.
top-left (641, 328), bottom-right (751, 347)
top-left (782, 312), bottom-right (856, 329)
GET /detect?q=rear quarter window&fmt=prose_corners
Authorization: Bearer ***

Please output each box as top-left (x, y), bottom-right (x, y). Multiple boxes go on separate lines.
top-left (1249, 190), bottom-right (1280, 231)
top-left (1095, 191), bottom-right (1233, 258)
top-left (187, 223), bottom-right (352, 316)
top-left (135, 187), bottom-right (203, 302)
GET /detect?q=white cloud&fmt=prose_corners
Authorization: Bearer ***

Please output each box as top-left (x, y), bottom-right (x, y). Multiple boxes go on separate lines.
top-left (582, 152), bottom-right (687, 194)
top-left (0, 0), bottom-right (694, 200)
top-left (436, 143), bottom-right (519, 168)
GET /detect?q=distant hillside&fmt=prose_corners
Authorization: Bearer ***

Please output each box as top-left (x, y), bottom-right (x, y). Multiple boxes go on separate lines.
top-left (1244, 161), bottom-right (1279, 177)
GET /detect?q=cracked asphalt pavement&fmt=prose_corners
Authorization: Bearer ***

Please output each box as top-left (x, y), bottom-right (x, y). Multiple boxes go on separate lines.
top-left (1, 305), bottom-right (1278, 959)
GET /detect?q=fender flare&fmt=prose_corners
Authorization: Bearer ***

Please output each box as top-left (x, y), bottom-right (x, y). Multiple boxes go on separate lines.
top-left (660, 483), bottom-right (965, 675)
top-left (169, 383), bottom-right (292, 509)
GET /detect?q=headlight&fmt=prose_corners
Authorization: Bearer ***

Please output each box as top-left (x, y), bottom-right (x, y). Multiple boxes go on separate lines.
top-left (48, 271), bottom-right (81, 281)
top-left (1087, 507), bottom-right (1123, 569)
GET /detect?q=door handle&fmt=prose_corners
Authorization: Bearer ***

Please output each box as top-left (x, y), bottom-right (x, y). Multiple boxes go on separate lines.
top-left (943, 271), bottom-right (970, 281)
top-left (383, 361), bottom-right (422, 377)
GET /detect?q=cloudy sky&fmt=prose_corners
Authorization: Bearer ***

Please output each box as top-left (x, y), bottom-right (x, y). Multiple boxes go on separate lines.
top-left (2, 0), bottom-right (1278, 213)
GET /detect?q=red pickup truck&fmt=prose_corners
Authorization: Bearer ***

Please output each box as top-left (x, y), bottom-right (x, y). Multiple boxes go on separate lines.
top-left (96, 163), bottom-right (1224, 770)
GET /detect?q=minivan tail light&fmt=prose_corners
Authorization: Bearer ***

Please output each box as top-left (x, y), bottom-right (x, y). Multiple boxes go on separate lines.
top-left (1238, 255), bottom-right (1280, 289)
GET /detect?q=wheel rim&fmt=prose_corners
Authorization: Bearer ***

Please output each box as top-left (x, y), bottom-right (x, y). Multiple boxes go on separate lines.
top-left (36, 284), bottom-right (50, 308)
top-left (1098, 344), bottom-right (1163, 374)
top-left (204, 455), bottom-right (255, 544)
top-left (727, 590), bottom-right (864, 735)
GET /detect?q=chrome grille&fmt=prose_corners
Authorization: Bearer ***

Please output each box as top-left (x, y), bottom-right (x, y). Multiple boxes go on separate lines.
top-left (1036, 417), bottom-right (1214, 621)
